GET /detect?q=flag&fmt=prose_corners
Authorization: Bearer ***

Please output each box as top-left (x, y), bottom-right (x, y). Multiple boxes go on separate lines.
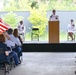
top-left (0, 18), bottom-right (11, 34)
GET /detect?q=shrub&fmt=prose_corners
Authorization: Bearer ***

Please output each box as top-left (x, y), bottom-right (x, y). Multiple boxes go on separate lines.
top-left (1, 12), bottom-right (24, 28)
top-left (28, 9), bottom-right (48, 36)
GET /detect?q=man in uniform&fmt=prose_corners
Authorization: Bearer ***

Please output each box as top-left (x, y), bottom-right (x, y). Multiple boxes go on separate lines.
top-left (49, 9), bottom-right (59, 21)
top-left (17, 21), bottom-right (25, 41)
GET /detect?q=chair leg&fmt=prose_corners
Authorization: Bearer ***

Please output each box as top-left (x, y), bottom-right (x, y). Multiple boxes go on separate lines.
top-left (31, 33), bottom-right (33, 41)
top-left (67, 34), bottom-right (69, 41)
top-left (67, 34), bottom-right (75, 41)
top-left (74, 34), bottom-right (75, 40)
top-left (38, 35), bottom-right (39, 41)
top-left (4, 63), bottom-right (9, 75)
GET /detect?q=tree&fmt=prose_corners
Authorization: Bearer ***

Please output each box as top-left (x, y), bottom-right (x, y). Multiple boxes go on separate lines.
top-left (31, 1), bottom-right (39, 9)
top-left (2, 0), bottom-right (76, 11)
top-left (28, 9), bottom-right (48, 36)
top-left (1, 12), bottom-right (24, 28)
top-left (3, 0), bottom-right (19, 11)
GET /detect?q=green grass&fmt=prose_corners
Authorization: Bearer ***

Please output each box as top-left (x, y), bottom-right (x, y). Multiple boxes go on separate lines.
top-left (25, 32), bottom-right (68, 42)
top-left (25, 32), bottom-right (31, 41)
top-left (60, 32), bottom-right (67, 41)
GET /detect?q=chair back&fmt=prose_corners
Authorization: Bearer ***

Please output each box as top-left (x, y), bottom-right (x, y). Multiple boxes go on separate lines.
top-left (0, 48), bottom-right (6, 63)
top-left (31, 28), bottom-right (39, 41)
top-left (0, 48), bottom-right (5, 54)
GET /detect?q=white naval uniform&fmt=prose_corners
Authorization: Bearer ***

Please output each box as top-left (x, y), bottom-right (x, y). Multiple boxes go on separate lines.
top-left (17, 24), bottom-right (25, 34)
top-left (17, 24), bottom-right (25, 40)
top-left (67, 23), bottom-right (75, 34)
top-left (49, 14), bottom-right (59, 21)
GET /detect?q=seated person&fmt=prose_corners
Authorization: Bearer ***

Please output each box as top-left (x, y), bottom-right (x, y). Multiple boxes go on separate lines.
top-left (13, 28), bottom-right (23, 61)
top-left (0, 33), bottom-right (10, 64)
top-left (67, 19), bottom-right (75, 41)
top-left (3, 31), bottom-right (19, 65)
top-left (17, 20), bottom-right (25, 41)
top-left (7, 28), bottom-right (23, 63)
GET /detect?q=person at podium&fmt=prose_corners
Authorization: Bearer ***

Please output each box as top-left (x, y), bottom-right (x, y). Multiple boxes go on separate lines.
top-left (49, 9), bottom-right (59, 21)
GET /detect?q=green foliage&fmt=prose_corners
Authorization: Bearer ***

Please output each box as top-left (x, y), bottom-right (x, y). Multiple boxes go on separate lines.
top-left (48, 0), bottom-right (76, 10)
top-left (28, 9), bottom-right (48, 36)
top-left (3, 0), bottom-right (19, 11)
top-left (18, 0), bottom-right (30, 11)
top-left (31, 1), bottom-right (39, 9)
top-left (1, 12), bottom-right (24, 28)
top-left (2, 0), bottom-right (76, 11)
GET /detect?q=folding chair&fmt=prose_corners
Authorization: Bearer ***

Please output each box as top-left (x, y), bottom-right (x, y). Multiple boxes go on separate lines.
top-left (10, 56), bottom-right (16, 70)
top-left (7, 47), bottom-right (16, 70)
top-left (31, 28), bottom-right (39, 41)
top-left (0, 48), bottom-right (10, 75)
top-left (67, 33), bottom-right (75, 41)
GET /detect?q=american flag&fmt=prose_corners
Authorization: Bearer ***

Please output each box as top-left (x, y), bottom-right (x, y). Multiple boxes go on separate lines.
top-left (0, 18), bottom-right (11, 34)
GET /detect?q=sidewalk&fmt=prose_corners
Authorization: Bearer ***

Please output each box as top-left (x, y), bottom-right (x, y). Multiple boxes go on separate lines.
top-left (0, 52), bottom-right (76, 75)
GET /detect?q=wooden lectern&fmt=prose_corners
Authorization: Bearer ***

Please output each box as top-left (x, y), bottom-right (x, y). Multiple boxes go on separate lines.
top-left (48, 21), bottom-right (59, 43)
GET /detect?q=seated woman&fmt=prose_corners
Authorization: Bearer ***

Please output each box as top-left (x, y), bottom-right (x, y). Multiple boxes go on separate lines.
top-left (13, 28), bottom-right (23, 59)
top-left (0, 33), bottom-right (10, 64)
top-left (3, 31), bottom-right (19, 65)
top-left (67, 19), bottom-right (75, 41)
top-left (7, 28), bottom-right (22, 63)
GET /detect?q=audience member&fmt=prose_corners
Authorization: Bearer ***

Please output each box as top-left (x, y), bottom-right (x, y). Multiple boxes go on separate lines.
top-left (13, 28), bottom-right (23, 60)
top-left (0, 33), bottom-right (10, 64)
top-left (7, 28), bottom-right (22, 63)
top-left (3, 31), bottom-right (19, 65)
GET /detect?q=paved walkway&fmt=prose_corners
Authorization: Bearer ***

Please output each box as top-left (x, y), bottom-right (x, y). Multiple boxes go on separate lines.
top-left (0, 52), bottom-right (76, 75)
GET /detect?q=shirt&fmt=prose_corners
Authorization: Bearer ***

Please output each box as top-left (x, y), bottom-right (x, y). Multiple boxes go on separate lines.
top-left (0, 42), bottom-right (8, 51)
top-left (67, 23), bottom-right (75, 33)
top-left (8, 34), bottom-right (22, 46)
top-left (49, 14), bottom-right (59, 21)
top-left (17, 24), bottom-right (25, 34)
top-left (4, 38), bottom-right (15, 48)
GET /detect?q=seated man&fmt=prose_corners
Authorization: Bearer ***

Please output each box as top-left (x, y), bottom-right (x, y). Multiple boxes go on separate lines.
top-left (17, 20), bottom-right (25, 41)
top-left (67, 19), bottom-right (75, 41)
top-left (7, 28), bottom-right (23, 63)
top-left (3, 31), bottom-right (19, 65)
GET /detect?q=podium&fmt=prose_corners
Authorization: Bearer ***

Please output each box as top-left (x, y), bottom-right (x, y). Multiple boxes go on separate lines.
top-left (48, 21), bottom-right (59, 43)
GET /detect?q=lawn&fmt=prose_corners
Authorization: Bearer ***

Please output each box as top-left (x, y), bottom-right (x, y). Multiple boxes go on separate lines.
top-left (25, 32), bottom-right (68, 42)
